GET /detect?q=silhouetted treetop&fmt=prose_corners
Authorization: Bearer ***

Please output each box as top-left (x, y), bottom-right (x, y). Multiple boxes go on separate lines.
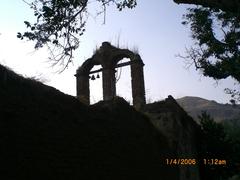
top-left (174, 0), bottom-right (240, 14)
top-left (178, 0), bottom-right (240, 102)
top-left (182, 7), bottom-right (240, 81)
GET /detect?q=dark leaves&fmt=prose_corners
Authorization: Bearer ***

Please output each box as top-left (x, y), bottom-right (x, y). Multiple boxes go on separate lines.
top-left (181, 7), bottom-right (240, 102)
top-left (116, 0), bottom-right (137, 11)
top-left (19, 0), bottom-right (137, 72)
top-left (17, 32), bottom-right (23, 40)
top-left (182, 7), bottom-right (240, 81)
top-left (24, 21), bottom-right (31, 28)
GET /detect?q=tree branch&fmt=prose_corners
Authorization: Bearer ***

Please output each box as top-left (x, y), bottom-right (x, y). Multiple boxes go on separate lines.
top-left (173, 0), bottom-right (240, 14)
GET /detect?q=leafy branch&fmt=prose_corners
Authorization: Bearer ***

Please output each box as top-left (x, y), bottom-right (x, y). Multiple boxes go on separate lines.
top-left (180, 7), bottom-right (240, 102)
top-left (18, 0), bottom-right (137, 72)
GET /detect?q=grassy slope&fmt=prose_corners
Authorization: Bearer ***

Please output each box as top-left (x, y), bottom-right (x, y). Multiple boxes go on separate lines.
top-left (0, 64), bottom-right (178, 180)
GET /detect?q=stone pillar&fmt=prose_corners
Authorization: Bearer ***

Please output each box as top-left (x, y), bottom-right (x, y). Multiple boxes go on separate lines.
top-left (131, 61), bottom-right (146, 110)
top-left (76, 73), bottom-right (90, 105)
top-left (102, 68), bottom-right (116, 101)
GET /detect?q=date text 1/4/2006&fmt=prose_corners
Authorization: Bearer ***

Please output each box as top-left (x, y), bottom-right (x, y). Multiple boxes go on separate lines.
top-left (165, 159), bottom-right (196, 165)
top-left (165, 159), bottom-right (227, 166)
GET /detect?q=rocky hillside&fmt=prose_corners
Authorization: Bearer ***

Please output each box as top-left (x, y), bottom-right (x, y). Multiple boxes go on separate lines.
top-left (177, 96), bottom-right (240, 122)
top-left (0, 64), bottom-right (200, 180)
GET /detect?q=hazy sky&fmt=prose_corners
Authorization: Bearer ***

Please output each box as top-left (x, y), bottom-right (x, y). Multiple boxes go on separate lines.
top-left (0, 0), bottom-right (236, 104)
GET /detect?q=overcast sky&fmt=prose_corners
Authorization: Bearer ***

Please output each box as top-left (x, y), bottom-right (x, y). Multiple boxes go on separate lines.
top-left (0, 0), bottom-right (236, 104)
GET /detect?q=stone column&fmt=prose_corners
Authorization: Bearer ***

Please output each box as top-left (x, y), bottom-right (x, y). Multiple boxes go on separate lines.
top-left (102, 68), bottom-right (116, 101)
top-left (131, 61), bottom-right (146, 110)
top-left (76, 73), bottom-right (90, 105)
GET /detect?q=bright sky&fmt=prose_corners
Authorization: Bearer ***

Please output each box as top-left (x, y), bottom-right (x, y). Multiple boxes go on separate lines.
top-left (0, 0), bottom-right (236, 104)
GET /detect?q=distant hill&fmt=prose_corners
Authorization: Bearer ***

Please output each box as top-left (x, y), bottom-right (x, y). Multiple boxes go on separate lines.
top-left (176, 96), bottom-right (240, 122)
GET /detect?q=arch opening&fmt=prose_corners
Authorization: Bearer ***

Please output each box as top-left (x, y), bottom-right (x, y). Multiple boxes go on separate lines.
top-left (89, 65), bottom-right (103, 104)
top-left (115, 58), bottom-right (132, 104)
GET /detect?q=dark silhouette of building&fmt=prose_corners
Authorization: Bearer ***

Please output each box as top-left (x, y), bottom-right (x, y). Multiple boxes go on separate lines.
top-left (75, 42), bottom-right (146, 109)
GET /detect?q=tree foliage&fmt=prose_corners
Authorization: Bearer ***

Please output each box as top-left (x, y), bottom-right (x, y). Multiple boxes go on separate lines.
top-left (174, 0), bottom-right (240, 15)
top-left (181, 6), bottom-right (240, 102)
top-left (18, 0), bottom-right (137, 71)
top-left (197, 111), bottom-right (240, 179)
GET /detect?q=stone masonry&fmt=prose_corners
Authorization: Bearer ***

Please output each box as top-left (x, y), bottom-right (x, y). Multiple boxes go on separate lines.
top-left (75, 42), bottom-right (146, 109)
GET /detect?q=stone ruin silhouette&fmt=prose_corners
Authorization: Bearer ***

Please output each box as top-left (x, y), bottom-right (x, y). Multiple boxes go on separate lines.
top-left (75, 42), bottom-right (146, 109)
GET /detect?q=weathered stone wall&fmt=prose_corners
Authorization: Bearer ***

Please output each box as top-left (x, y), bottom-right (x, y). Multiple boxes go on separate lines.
top-left (1, 63), bottom-right (173, 179)
top-left (102, 68), bottom-right (116, 101)
top-left (76, 74), bottom-right (89, 105)
top-left (143, 96), bottom-right (200, 180)
top-left (131, 60), bottom-right (146, 110)
top-left (75, 42), bottom-right (146, 109)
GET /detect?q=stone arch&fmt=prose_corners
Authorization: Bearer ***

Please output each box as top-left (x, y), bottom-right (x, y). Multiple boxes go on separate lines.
top-left (75, 42), bottom-right (146, 109)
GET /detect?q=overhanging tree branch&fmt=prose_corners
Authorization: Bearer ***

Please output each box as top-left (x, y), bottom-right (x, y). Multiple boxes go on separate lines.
top-left (180, 3), bottom-right (240, 103)
top-left (173, 0), bottom-right (240, 14)
top-left (18, 0), bottom-right (137, 72)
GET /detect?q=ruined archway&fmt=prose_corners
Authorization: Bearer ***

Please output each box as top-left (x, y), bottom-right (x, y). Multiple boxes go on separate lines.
top-left (75, 42), bottom-right (146, 109)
